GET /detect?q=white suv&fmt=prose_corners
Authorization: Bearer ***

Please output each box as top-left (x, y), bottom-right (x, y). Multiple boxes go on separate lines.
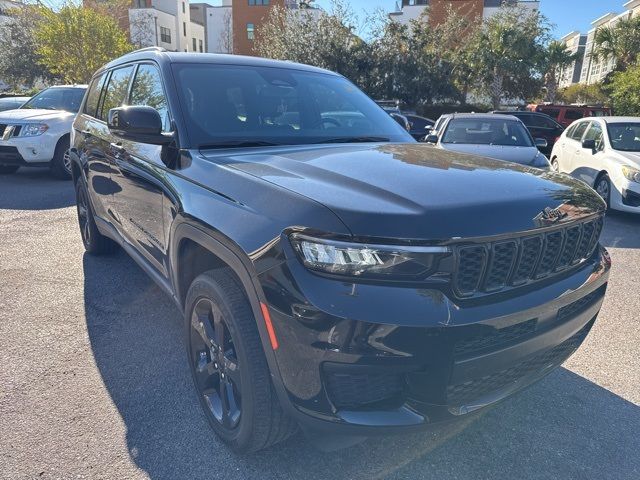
top-left (0, 85), bottom-right (87, 179)
top-left (550, 116), bottom-right (640, 213)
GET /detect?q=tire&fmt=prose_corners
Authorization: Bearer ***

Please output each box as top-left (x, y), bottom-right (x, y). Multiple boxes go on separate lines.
top-left (75, 179), bottom-right (118, 255)
top-left (594, 173), bottom-right (611, 209)
top-left (0, 165), bottom-right (19, 174)
top-left (550, 158), bottom-right (560, 172)
top-left (50, 136), bottom-right (72, 180)
top-left (185, 269), bottom-right (297, 453)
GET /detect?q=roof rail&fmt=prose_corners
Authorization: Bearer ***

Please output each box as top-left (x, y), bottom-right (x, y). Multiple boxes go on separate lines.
top-left (126, 46), bottom-right (167, 55)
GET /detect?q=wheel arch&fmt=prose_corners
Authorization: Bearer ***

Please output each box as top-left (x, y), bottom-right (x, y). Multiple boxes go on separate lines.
top-left (594, 169), bottom-right (609, 187)
top-left (55, 133), bottom-right (70, 155)
top-left (171, 224), bottom-right (262, 313)
top-left (170, 223), bottom-right (291, 410)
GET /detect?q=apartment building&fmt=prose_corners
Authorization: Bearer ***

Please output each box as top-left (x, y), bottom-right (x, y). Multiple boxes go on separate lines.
top-left (558, 0), bottom-right (640, 87)
top-left (558, 31), bottom-right (587, 89)
top-left (389, 0), bottom-right (540, 25)
top-left (198, 0), bottom-right (320, 56)
top-left (128, 0), bottom-right (205, 52)
top-left (580, 1), bottom-right (640, 85)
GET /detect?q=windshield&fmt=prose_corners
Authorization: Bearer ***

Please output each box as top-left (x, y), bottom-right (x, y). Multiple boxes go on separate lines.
top-left (607, 123), bottom-right (640, 152)
top-left (21, 87), bottom-right (86, 113)
top-left (172, 64), bottom-right (413, 148)
top-left (442, 118), bottom-right (534, 147)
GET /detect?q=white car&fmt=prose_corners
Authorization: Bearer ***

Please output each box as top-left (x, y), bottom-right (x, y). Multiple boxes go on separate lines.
top-left (550, 116), bottom-right (640, 213)
top-left (0, 85), bottom-right (87, 179)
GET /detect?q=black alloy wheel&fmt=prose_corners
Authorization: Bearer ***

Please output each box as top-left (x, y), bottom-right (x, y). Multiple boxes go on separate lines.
top-left (75, 180), bottom-right (118, 255)
top-left (76, 184), bottom-right (92, 248)
top-left (184, 270), bottom-right (297, 452)
top-left (595, 173), bottom-right (611, 209)
top-left (189, 297), bottom-right (242, 430)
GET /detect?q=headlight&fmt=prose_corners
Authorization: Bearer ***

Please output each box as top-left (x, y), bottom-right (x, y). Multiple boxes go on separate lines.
top-left (290, 234), bottom-right (450, 279)
top-left (20, 124), bottom-right (49, 137)
top-left (622, 166), bottom-right (640, 184)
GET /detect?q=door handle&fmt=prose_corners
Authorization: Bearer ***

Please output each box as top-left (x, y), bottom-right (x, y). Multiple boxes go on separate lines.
top-left (110, 142), bottom-right (125, 154)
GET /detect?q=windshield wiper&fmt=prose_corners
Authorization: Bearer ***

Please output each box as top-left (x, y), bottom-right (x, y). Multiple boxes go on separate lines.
top-left (313, 136), bottom-right (390, 144)
top-left (199, 140), bottom-right (281, 150)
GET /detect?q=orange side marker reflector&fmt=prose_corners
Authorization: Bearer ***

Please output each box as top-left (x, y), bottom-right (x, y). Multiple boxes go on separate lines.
top-left (260, 302), bottom-right (279, 350)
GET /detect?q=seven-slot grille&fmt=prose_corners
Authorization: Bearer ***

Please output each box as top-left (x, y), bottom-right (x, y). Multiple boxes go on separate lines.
top-left (0, 124), bottom-right (21, 138)
top-left (453, 216), bottom-right (604, 297)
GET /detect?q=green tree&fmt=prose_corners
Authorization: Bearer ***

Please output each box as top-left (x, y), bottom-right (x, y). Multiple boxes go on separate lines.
top-left (34, 4), bottom-right (133, 84)
top-left (256, 0), bottom-right (369, 87)
top-left (543, 41), bottom-right (578, 103)
top-left (0, 6), bottom-right (57, 89)
top-left (592, 16), bottom-right (640, 72)
top-left (607, 63), bottom-right (640, 115)
top-left (470, 5), bottom-right (549, 109)
top-left (557, 83), bottom-right (608, 105)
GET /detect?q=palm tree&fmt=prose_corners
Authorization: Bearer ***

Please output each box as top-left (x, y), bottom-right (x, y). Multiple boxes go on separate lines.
top-left (592, 16), bottom-right (640, 72)
top-left (544, 40), bottom-right (578, 103)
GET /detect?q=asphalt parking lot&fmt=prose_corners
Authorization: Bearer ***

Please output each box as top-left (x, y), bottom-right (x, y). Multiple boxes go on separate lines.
top-left (1, 168), bottom-right (639, 480)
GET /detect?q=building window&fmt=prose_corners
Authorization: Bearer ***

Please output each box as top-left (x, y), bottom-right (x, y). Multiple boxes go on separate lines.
top-left (182, 2), bottom-right (185, 13)
top-left (199, 39), bottom-right (204, 52)
top-left (183, 22), bottom-right (186, 36)
top-left (134, 0), bottom-right (146, 8)
top-left (248, 0), bottom-right (269, 5)
top-left (192, 37), bottom-right (197, 51)
top-left (247, 23), bottom-right (255, 40)
top-left (160, 26), bottom-right (171, 44)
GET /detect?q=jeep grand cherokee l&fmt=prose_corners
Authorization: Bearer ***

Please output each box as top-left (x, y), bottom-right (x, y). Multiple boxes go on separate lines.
top-left (70, 48), bottom-right (610, 453)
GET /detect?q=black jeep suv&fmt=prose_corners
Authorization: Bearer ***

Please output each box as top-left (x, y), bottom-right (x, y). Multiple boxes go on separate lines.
top-left (70, 48), bottom-right (610, 452)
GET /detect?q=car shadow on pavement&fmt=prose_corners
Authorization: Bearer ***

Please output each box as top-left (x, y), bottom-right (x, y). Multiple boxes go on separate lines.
top-left (601, 211), bottom-right (640, 249)
top-left (83, 252), bottom-right (640, 480)
top-left (0, 168), bottom-right (75, 210)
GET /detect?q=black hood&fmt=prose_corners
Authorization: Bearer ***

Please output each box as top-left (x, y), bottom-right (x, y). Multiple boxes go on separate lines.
top-left (202, 143), bottom-right (605, 240)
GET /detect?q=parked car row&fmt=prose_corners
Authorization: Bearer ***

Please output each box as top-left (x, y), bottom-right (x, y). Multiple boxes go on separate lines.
top-left (61, 48), bottom-right (614, 453)
top-left (375, 101), bottom-right (435, 141)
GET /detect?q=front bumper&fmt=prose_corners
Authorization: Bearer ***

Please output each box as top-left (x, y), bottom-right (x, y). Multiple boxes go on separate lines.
top-left (610, 178), bottom-right (640, 212)
top-left (0, 133), bottom-right (57, 164)
top-left (258, 244), bottom-right (610, 435)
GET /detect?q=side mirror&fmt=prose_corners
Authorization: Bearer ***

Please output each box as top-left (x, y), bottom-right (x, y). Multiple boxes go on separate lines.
top-left (582, 139), bottom-right (596, 150)
top-left (534, 138), bottom-right (548, 149)
top-left (425, 134), bottom-right (439, 144)
top-left (107, 106), bottom-right (173, 145)
top-left (390, 113), bottom-right (410, 132)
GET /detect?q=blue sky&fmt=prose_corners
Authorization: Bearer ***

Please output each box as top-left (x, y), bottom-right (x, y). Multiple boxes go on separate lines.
top-left (314, 0), bottom-right (628, 39)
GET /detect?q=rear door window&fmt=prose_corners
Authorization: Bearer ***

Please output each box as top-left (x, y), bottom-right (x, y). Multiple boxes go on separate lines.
top-left (528, 115), bottom-right (559, 130)
top-left (99, 65), bottom-right (135, 121)
top-left (541, 108), bottom-right (561, 120)
top-left (565, 109), bottom-right (584, 121)
top-left (569, 121), bottom-right (589, 141)
top-left (407, 115), bottom-right (433, 131)
top-left (83, 73), bottom-right (108, 118)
